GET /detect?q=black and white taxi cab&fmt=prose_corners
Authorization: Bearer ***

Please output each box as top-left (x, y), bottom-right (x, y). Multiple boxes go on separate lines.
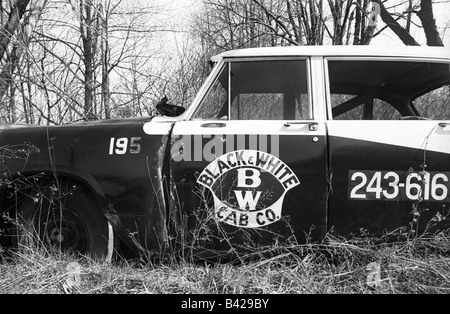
top-left (1, 45), bottom-right (449, 258)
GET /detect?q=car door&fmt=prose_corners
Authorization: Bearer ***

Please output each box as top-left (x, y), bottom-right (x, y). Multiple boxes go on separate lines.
top-left (326, 57), bottom-right (450, 237)
top-left (169, 58), bottom-right (328, 253)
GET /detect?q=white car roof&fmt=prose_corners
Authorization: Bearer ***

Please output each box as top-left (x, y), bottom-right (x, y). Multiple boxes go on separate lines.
top-left (212, 45), bottom-right (450, 61)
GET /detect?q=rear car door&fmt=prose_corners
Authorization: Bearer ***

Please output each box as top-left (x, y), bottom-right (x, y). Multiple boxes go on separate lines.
top-left (169, 58), bottom-right (328, 254)
top-left (326, 56), bottom-right (450, 237)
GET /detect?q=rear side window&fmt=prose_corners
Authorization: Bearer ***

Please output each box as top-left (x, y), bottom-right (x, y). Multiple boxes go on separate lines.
top-left (414, 85), bottom-right (450, 120)
top-left (192, 60), bottom-right (311, 120)
top-left (327, 59), bottom-right (450, 120)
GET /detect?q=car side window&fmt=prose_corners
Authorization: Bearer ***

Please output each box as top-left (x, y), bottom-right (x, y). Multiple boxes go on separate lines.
top-left (330, 94), bottom-right (402, 120)
top-left (413, 85), bottom-right (450, 120)
top-left (192, 64), bottom-right (229, 120)
top-left (192, 60), bottom-right (311, 120)
top-left (327, 59), bottom-right (450, 120)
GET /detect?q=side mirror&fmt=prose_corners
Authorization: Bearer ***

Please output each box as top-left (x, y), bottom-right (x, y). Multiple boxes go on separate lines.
top-left (156, 97), bottom-right (186, 117)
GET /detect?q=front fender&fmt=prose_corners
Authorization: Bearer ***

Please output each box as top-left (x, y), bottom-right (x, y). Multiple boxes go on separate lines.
top-left (0, 119), bottom-right (175, 255)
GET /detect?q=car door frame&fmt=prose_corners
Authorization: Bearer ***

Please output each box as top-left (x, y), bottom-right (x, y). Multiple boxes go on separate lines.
top-left (323, 54), bottom-right (450, 237)
top-left (168, 55), bottom-right (331, 250)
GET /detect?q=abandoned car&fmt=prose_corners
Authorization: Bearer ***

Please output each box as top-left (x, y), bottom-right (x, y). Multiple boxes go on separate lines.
top-left (0, 45), bottom-right (449, 260)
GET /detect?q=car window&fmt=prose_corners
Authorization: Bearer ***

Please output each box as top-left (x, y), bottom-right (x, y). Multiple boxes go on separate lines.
top-left (192, 63), bottom-right (229, 120)
top-left (331, 94), bottom-right (402, 120)
top-left (327, 59), bottom-right (450, 120)
top-left (413, 85), bottom-right (450, 120)
top-left (192, 60), bottom-right (311, 120)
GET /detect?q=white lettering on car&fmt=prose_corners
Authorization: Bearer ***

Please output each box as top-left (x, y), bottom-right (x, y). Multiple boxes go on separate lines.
top-left (109, 137), bottom-right (142, 155)
top-left (348, 170), bottom-right (450, 202)
top-left (197, 150), bottom-right (300, 228)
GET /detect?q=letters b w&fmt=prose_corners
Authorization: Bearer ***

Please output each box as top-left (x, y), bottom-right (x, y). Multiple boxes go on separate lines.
top-left (235, 168), bottom-right (262, 211)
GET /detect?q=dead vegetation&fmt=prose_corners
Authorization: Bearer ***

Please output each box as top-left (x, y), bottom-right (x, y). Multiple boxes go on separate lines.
top-left (1, 175), bottom-right (449, 294)
top-left (1, 229), bottom-right (449, 294)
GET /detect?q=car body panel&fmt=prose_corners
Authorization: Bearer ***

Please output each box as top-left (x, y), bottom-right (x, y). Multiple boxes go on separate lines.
top-left (327, 121), bottom-right (450, 235)
top-left (0, 46), bottom-right (449, 255)
top-left (170, 120), bottom-right (328, 249)
top-left (1, 117), bottom-right (173, 252)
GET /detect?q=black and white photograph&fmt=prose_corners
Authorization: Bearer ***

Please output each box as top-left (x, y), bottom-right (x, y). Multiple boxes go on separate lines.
top-left (0, 0), bottom-right (449, 297)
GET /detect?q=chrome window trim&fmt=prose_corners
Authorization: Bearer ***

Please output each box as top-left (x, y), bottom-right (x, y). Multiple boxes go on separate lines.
top-left (186, 57), bottom-right (313, 121)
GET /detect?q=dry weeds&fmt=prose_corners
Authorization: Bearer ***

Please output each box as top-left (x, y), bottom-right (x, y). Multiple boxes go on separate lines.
top-left (1, 231), bottom-right (449, 294)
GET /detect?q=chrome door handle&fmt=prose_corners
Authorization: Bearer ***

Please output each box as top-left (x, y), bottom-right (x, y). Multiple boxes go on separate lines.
top-left (201, 123), bottom-right (226, 128)
top-left (284, 122), bottom-right (319, 131)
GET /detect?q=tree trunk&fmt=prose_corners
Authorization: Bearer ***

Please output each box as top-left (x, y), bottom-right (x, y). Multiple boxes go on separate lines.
top-left (80, 0), bottom-right (95, 120)
top-left (353, 0), bottom-right (362, 45)
top-left (416, 0), bottom-right (443, 46)
top-left (0, 0), bottom-right (30, 62)
top-left (377, 0), bottom-right (419, 46)
top-left (0, 0), bottom-right (47, 102)
top-left (100, 1), bottom-right (111, 119)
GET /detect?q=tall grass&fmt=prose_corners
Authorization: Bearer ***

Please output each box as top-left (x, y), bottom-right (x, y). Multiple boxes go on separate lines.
top-left (1, 230), bottom-right (449, 294)
top-left (1, 175), bottom-right (449, 294)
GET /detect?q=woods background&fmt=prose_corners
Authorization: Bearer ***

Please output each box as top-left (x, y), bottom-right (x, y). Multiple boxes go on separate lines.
top-left (0, 0), bottom-right (447, 125)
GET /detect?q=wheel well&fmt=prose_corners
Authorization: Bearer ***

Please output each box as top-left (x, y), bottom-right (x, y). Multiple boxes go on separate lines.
top-left (1, 174), bottom-right (96, 210)
top-left (0, 173), bottom-right (107, 250)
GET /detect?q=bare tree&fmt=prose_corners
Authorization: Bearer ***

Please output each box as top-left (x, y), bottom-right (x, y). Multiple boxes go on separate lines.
top-left (196, 0), bottom-right (446, 51)
top-left (99, 0), bottom-right (110, 119)
top-left (195, 0), bottom-right (381, 49)
top-left (0, 0), bottom-right (47, 122)
top-left (353, 0), bottom-right (377, 44)
top-left (377, 0), bottom-right (443, 46)
top-left (415, 0), bottom-right (443, 46)
top-left (0, 0), bottom-right (30, 61)
top-left (9, 0), bottom-right (172, 124)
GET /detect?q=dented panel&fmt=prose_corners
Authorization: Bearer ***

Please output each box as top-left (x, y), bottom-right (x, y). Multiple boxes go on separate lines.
top-left (0, 118), bottom-right (173, 254)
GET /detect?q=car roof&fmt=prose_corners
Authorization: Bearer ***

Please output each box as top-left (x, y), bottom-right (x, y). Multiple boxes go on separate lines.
top-left (212, 45), bottom-right (450, 61)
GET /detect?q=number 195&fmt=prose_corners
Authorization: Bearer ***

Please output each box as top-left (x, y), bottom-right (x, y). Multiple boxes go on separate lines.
top-left (109, 137), bottom-right (142, 155)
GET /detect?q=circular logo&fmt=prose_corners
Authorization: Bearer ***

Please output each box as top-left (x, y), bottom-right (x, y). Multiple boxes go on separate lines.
top-left (197, 150), bottom-right (300, 228)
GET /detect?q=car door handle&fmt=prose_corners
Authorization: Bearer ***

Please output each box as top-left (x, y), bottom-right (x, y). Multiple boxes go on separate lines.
top-left (201, 123), bottom-right (227, 128)
top-left (439, 122), bottom-right (449, 127)
top-left (284, 122), bottom-right (319, 131)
